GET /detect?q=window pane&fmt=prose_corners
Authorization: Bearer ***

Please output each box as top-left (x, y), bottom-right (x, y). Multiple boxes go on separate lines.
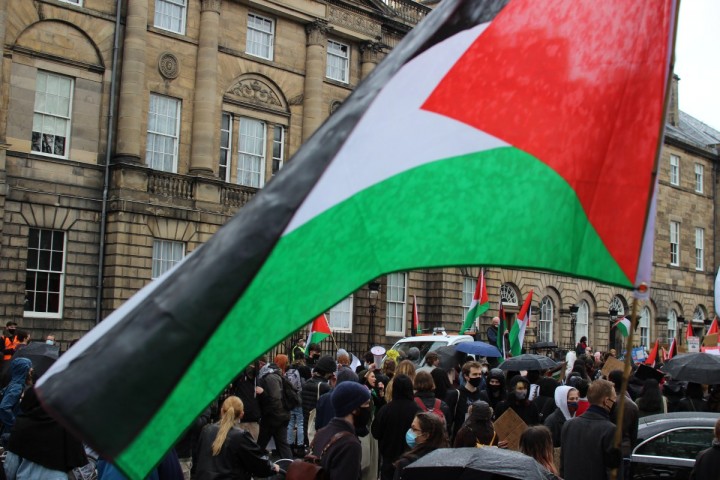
top-left (152, 239), bottom-right (185, 279)
top-left (25, 228), bottom-right (65, 315)
top-left (146, 94), bottom-right (181, 172)
top-left (32, 72), bottom-right (73, 158)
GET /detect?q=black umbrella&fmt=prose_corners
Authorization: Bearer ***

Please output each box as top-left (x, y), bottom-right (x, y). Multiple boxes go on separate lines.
top-left (435, 346), bottom-right (461, 371)
top-left (13, 342), bottom-right (60, 378)
top-left (498, 354), bottom-right (558, 372)
top-left (661, 353), bottom-right (720, 384)
top-left (402, 448), bottom-right (557, 480)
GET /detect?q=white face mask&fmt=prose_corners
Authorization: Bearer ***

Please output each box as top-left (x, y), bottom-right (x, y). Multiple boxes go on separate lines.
top-left (481, 367), bottom-right (488, 374)
top-left (46, 340), bottom-right (54, 345)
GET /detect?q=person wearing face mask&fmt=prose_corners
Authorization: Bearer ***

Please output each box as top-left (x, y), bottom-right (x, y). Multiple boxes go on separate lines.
top-left (2, 321), bottom-right (19, 362)
top-left (560, 379), bottom-right (622, 480)
top-left (393, 412), bottom-right (449, 480)
top-left (312, 381), bottom-right (371, 480)
top-left (479, 368), bottom-right (507, 415)
top-left (453, 400), bottom-right (499, 447)
top-left (230, 362), bottom-right (264, 441)
top-left (451, 361), bottom-right (485, 439)
top-left (543, 386), bottom-right (579, 447)
top-left (494, 375), bottom-right (540, 426)
top-left (608, 369), bottom-right (638, 480)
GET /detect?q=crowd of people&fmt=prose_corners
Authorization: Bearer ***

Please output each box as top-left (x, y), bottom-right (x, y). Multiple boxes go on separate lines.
top-left (1, 322), bottom-right (720, 480)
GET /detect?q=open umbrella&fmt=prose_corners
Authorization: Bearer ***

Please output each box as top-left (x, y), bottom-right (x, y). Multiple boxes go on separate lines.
top-left (12, 342), bottom-right (60, 378)
top-left (661, 353), bottom-right (720, 384)
top-left (498, 354), bottom-right (557, 372)
top-left (456, 341), bottom-right (502, 358)
top-left (435, 346), bottom-right (462, 371)
top-left (402, 447), bottom-right (557, 480)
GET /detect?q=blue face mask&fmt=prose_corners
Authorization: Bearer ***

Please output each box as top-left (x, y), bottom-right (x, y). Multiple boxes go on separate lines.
top-left (405, 429), bottom-right (417, 448)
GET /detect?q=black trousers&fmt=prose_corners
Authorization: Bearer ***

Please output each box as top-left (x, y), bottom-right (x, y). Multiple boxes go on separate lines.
top-left (258, 420), bottom-right (293, 460)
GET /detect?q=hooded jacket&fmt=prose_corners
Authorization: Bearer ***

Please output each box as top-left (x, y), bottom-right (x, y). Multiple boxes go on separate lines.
top-left (494, 375), bottom-right (539, 426)
top-left (258, 363), bottom-right (290, 426)
top-left (543, 385), bottom-right (576, 447)
top-left (0, 357), bottom-right (32, 433)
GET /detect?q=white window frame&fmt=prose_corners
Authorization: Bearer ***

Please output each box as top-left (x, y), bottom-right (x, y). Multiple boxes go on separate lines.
top-left (667, 309), bottom-right (677, 342)
top-left (32, 71), bottom-right (74, 159)
top-left (152, 239), bottom-right (185, 279)
top-left (146, 94), bottom-right (181, 173)
top-left (695, 227), bottom-right (704, 271)
top-left (271, 125), bottom-right (285, 175)
top-left (326, 40), bottom-right (350, 83)
top-left (670, 221), bottom-right (680, 266)
top-left (24, 228), bottom-right (66, 319)
top-left (462, 277), bottom-right (474, 321)
top-left (669, 154), bottom-right (679, 186)
top-left (59, 0), bottom-right (82, 5)
top-left (237, 117), bottom-right (266, 188)
top-left (539, 296), bottom-right (553, 343)
top-left (695, 163), bottom-right (704, 193)
top-left (219, 112), bottom-right (232, 182)
top-left (639, 306), bottom-right (650, 347)
top-left (328, 295), bottom-right (353, 333)
top-left (385, 272), bottom-right (407, 336)
top-left (154, 0), bottom-right (187, 35)
top-left (576, 300), bottom-right (589, 344)
top-left (499, 284), bottom-right (518, 306)
top-left (246, 13), bottom-right (275, 60)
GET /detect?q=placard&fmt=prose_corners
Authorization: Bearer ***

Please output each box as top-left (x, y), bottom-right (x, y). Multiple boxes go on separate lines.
top-left (688, 337), bottom-right (700, 353)
top-left (702, 334), bottom-right (718, 347)
top-left (601, 356), bottom-right (625, 378)
top-left (493, 407), bottom-right (528, 451)
top-left (631, 347), bottom-right (646, 362)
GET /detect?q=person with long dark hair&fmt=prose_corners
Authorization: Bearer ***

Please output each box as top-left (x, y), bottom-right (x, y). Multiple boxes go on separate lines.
top-left (194, 396), bottom-right (279, 480)
top-left (393, 412), bottom-right (449, 480)
top-left (453, 400), bottom-right (499, 448)
top-left (520, 425), bottom-right (559, 476)
top-left (636, 379), bottom-right (667, 417)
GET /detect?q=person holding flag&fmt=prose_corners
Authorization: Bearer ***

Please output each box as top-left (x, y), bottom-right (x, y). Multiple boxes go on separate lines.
top-left (462, 269), bottom-right (489, 334)
top-left (509, 290), bottom-right (533, 357)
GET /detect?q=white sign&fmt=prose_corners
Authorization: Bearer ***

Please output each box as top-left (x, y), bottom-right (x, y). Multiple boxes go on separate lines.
top-left (688, 337), bottom-right (700, 353)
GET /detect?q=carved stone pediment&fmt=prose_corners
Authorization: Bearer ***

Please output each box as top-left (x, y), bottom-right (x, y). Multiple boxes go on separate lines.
top-left (227, 78), bottom-right (284, 109)
top-left (328, 5), bottom-right (382, 38)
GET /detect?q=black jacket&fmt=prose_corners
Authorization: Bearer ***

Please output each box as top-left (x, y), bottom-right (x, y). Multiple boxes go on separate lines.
top-left (414, 391), bottom-right (451, 428)
top-left (690, 441), bottom-right (720, 480)
top-left (452, 385), bottom-right (484, 438)
top-left (258, 366), bottom-right (290, 426)
top-left (302, 376), bottom-right (331, 417)
top-left (313, 418), bottom-right (362, 480)
top-left (543, 408), bottom-right (567, 447)
top-left (371, 398), bottom-right (421, 466)
top-left (195, 424), bottom-right (275, 480)
top-left (560, 406), bottom-right (622, 480)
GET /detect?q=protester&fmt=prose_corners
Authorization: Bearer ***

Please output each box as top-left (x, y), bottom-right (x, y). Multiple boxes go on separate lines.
top-left (372, 375), bottom-right (421, 480)
top-left (256, 361), bottom-right (292, 459)
top-left (2, 322), bottom-right (19, 362)
top-left (575, 336), bottom-right (588, 356)
top-left (560, 379), bottom-right (622, 480)
top-left (284, 360), bottom-right (306, 457)
top-left (194, 396), bottom-right (279, 480)
top-left (678, 382), bottom-right (708, 412)
top-left (360, 368), bottom-right (386, 413)
top-left (533, 376), bottom-right (559, 423)
top-left (413, 371), bottom-right (450, 429)
top-left (706, 385), bottom-right (720, 413)
top-left (393, 412), bottom-right (449, 480)
top-left (174, 407), bottom-right (212, 479)
top-left (386, 360), bottom-right (416, 402)
top-left (543, 386), bottom-right (579, 447)
top-left (301, 355), bottom-right (335, 446)
top-left (417, 352), bottom-right (439, 373)
top-left (315, 369), bottom-right (359, 433)
top-left (480, 368), bottom-right (507, 414)
top-left (690, 417), bottom-right (720, 480)
top-left (230, 362), bottom-right (262, 441)
top-left (608, 370), bottom-right (639, 479)
top-left (486, 317), bottom-right (500, 347)
top-left (0, 357), bottom-right (32, 443)
top-left (306, 343), bottom-right (322, 367)
top-left (312, 381), bottom-right (371, 480)
top-left (453, 400), bottom-right (499, 447)
top-left (431, 367), bottom-right (459, 427)
top-left (494, 375), bottom-right (540, 426)
top-left (636, 379), bottom-right (667, 417)
top-left (452, 361), bottom-right (485, 437)
top-left (520, 425), bottom-right (558, 476)
top-left (291, 338), bottom-right (306, 364)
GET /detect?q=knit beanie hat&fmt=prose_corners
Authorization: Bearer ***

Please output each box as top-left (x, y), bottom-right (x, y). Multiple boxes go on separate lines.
top-left (314, 355), bottom-right (337, 375)
top-left (336, 368), bottom-right (359, 385)
top-left (332, 381), bottom-right (371, 417)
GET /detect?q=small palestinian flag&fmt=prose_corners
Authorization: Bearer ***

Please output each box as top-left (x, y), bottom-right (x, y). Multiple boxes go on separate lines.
top-left (509, 290), bottom-right (533, 357)
top-left (613, 318), bottom-right (632, 337)
top-left (462, 269), bottom-right (489, 334)
top-left (307, 314), bottom-right (331, 346)
top-left (36, 1), bottom-right (677, 478)
top-left (412, 295), bottom-right (420, 335)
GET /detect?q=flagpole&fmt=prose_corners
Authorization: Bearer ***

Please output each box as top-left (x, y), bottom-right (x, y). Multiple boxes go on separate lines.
top-left (610, 296), bottom-right (639, 480)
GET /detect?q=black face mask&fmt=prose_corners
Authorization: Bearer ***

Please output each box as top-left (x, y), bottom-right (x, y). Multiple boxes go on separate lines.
top-left (468, 377), bottom-right (483, 388)
top-left (353, 406), bottom-right (372, 430)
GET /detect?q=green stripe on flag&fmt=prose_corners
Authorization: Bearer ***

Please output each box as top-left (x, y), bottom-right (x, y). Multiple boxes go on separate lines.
top-left (115, 146), bottom-right (630, 476)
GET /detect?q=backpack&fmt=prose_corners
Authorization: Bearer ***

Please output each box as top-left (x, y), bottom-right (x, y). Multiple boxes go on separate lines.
top-left (285, 368), bottom-right (304, 392)
top-left (414, 397), bottom-right (446, 425)
top-left (280, 372), bottom-right (302, 410)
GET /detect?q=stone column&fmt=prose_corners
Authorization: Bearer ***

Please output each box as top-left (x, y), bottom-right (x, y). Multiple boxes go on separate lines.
top-left (189, 0), bottom-right (221, 176)
top-left (302, 20), bottom-right (328, 141)
top-left (360, 41), bottom-right (384, 79)
top-left (115, 0), bottom-right (148, 163)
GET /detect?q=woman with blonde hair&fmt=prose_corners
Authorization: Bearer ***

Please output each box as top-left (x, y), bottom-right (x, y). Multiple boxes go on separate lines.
top-left (195, 396), bottom-right (279, 479)
top-left (386, 360), bottom-right (417, 402)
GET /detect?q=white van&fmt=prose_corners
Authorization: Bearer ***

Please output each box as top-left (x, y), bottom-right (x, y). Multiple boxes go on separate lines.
top-left (389, 331), bottom-right (474, 367)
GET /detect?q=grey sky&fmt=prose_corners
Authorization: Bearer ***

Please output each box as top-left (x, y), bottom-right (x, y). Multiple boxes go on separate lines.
top-left (675, 0), bottom-right (720, 130)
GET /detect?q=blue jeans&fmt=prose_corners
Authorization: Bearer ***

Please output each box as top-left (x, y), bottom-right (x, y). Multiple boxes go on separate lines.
top-left (4, 452), bottom-right (68, 480)
top-left (287, 406), bottom-right (304, 446)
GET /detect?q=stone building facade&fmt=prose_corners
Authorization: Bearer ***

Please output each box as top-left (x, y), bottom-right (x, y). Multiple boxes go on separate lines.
top-left (0, 1), bottom-right (718, 355)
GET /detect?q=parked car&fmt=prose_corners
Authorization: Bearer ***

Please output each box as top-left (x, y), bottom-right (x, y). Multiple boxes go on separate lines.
top-left (389, 331), bottom-right (473, 367)
top-left (630, 411), bottom-right (719, 480)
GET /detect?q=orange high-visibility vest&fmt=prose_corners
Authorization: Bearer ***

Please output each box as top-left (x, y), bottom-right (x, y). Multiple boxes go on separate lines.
top-left (3, 336), bottom-right (18, 361)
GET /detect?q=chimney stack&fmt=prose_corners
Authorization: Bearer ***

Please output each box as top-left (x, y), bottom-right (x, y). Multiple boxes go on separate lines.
top-left (668, 73), bottom-right (680, 127)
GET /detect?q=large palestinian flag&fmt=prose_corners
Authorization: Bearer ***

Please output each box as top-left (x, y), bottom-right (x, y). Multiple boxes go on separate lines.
top-left (36, 0), bottom-right (677, 477)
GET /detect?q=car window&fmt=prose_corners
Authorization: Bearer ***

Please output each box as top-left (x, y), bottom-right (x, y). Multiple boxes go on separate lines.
top-left (394, 341), bottom-right (447, 365)
top-left (635, 428), bottom-right (714, 459)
